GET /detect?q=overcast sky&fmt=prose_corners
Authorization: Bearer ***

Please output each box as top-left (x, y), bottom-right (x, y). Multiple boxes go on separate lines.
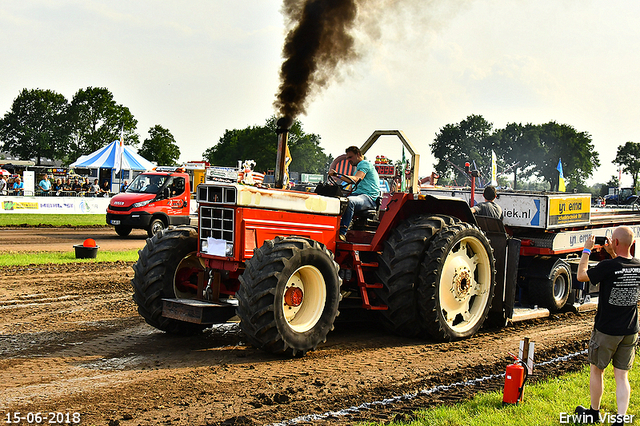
top-left (2, 0), bottom-right (639, 186)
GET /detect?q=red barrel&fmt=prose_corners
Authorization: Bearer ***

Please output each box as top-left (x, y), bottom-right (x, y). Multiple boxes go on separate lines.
top-left (502, 362), bottom-right (525, 405)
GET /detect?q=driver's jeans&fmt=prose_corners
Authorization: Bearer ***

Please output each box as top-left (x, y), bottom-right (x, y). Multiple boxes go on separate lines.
top-left (340, 194), bottom-right (376, 235)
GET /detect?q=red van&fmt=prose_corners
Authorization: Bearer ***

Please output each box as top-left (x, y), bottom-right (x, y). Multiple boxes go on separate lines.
top-left (106, 170), bottom-right (191, 237)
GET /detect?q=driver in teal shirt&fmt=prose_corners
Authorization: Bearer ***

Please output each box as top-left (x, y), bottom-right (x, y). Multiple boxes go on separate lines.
top-left (328, 146), bottom-right (381, 241)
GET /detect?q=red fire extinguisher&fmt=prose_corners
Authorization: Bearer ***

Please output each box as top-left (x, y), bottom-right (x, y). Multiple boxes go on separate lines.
top-left (503, 353), bottom-right (529, 405)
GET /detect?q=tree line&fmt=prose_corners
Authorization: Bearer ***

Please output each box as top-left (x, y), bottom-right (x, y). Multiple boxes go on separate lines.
top-left (432, 115), bottom-right (640, 193)
top-left (0, 87), bottom-right (181, 166)
top-left (203, 116), bottom-right (332, 174)
top-left (431, 114), bottom-right (600, 191)
top-left (2, 88), bottom-right (638, 192)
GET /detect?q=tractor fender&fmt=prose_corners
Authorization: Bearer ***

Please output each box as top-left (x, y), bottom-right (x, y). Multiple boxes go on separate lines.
top-left (372, 194), bottom-right (476, 250)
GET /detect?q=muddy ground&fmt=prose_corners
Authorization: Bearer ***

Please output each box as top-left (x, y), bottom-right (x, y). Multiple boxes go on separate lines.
top-left (0, 227), bottom-right (594, 426)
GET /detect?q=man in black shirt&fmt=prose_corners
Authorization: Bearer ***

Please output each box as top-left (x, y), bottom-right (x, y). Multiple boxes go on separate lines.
top-left (471, 185), bottom-right (503, 220)
top-left (575, 226), bottom-right (639, 424)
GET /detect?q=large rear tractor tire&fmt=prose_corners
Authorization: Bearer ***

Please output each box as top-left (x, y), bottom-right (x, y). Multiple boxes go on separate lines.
top-left (132, 226), bottom-right (208, 335)
top-left (375, 215), bottom-right (458, 337)
top-left (418, 222), bottom-right (495, 341)
top-left (237, 236), bottom-right (341, 356)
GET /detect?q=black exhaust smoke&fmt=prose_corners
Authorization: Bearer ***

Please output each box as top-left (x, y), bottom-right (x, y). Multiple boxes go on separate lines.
top-left (274, 0), bottom-right (359, 121)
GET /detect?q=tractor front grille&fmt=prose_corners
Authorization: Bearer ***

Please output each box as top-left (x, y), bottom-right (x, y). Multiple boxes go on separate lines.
top-left (200, 206), bottom-right (235, 242)
top-left (198, 183), bottom-right (237, 256)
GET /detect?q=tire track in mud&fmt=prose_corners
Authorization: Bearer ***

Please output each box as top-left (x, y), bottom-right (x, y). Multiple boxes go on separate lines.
top-left (0, 262), bottom-right (597, 426)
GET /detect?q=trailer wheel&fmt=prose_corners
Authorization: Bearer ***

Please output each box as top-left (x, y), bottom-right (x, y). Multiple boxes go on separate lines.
top-left (115, 225), bottom-right (132, 237)
top-left (132, 226), bottom-right (207, 335)
top-left (375, 215), bottom-right (458, 337)
top-left (147, 218), bottom-right (166, 237)
top-left (237, 236), bottom-right (341, 356)
top-left (418, 222), bottom-right (495, 341)
top-left (533, 261), bottom-right (571, 313)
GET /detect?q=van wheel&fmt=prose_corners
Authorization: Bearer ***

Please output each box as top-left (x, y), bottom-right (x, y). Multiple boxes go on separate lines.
top-left (148, 218), bottom-right (165, 237)
top-left (115, 225), bottom-right (132, 237)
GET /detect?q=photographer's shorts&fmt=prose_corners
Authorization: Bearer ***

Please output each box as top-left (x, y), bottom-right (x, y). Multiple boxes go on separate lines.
top-left (589, 328), bottom-right (638, 370)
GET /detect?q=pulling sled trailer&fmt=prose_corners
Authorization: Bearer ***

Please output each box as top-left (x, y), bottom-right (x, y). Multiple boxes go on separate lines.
top-left (419, 187), bottom-right (640, 322)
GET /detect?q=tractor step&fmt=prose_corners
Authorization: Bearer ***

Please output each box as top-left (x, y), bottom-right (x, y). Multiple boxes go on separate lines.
top-left (162, 298), bottom-right (237, 324)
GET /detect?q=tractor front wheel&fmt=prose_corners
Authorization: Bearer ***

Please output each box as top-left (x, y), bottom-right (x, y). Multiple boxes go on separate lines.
top-left (132, 226), bottom-right (207, 335)
top-left (237, 236), bottom-right (341, 356)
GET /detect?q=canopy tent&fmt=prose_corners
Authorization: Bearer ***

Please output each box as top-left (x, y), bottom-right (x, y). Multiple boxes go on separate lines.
top-left (69, 140), bottom-right (155, 171)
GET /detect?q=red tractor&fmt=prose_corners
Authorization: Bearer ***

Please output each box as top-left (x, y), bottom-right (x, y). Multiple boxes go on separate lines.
top-left (131, 122), bottom-right (507, 356)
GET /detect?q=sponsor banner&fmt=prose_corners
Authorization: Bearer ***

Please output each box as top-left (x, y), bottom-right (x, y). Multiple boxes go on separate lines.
top-left (420, 188), bottom-right (592, 229)
top-left (301, 173), bottom-right (324, 183)
top-left (0, 196), bottom-right (111, 214)
top-left (547, 195), bottom-right (591, 227)
top-left (206, 166), bottom-right (238, 182)
top-left (420, 188), bottom-right (546, 228)
top-left (495, 195), bottom-right (544, 228)
top-left (552, 225), bottom-right (640, 255)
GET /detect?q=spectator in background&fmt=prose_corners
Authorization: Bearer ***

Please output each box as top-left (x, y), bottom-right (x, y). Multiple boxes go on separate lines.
top-left (100, 180), bottom-right (110, 196)
top-left (38, 174), bottom-right (51, 193)
top-left (120, 180), bottom-right (129, 192)
top-left (471, 185), bottom-right (503, 220)
top-left (63, 177), bottom-right (72, 192)
top-left (71, 178), bottom-right (82, 192)
top-left (53, 178), bottom-right (63, 194)
top-left (89, 179), bottom-right (100, 196)
top-left (13, 176), bottom-right (23, 194)
top-left (82, 177), bottom-right (91, 192)
top-left (0, 175), bottom-right (7, 195)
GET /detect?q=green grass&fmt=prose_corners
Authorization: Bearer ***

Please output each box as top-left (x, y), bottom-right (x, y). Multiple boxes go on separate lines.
top-left (0, 249), bottom-right (140, 266)
top-left (0, 214), bottom-right (107, 227)
top-left (367, 351), bottom-right (639, 426)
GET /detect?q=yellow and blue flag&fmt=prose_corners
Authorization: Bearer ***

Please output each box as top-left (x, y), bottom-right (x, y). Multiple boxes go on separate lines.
top-left (557, 159), bottom-right (566, 192)
top-left (284, 143), bottom-right (292, 187)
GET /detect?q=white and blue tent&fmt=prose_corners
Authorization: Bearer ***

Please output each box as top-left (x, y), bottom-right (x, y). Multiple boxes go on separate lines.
top-left (69, 140), bottom-right (155, 191)
top-left (70, 140), bottom-right (155, 171)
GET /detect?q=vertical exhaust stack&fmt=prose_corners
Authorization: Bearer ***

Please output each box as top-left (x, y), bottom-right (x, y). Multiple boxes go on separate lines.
top-left (275, 116), bottom-right (293, 189)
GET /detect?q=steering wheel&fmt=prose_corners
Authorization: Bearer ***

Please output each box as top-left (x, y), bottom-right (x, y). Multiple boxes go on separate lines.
top-left (328, 172), bottom-right (358, 196)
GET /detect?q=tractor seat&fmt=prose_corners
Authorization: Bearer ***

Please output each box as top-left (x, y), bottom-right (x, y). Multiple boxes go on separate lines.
top-left (352, 197), bottom-right (382, 231)
top-left (354, 208), bottom-right (378, 220)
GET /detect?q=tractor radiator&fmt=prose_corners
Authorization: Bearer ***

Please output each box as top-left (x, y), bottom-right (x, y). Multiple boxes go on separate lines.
top-left (197, 184), bottom-right (237, 254)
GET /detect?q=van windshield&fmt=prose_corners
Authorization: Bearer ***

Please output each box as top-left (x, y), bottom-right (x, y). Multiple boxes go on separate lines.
top-left (126, 174), bottom-right (167, 194)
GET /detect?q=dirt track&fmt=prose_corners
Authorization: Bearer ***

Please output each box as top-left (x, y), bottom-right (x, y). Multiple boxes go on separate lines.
top-left (0, 227), bottom-right (148, 253)
top-left (0, 228), bottom-right (594, 426)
